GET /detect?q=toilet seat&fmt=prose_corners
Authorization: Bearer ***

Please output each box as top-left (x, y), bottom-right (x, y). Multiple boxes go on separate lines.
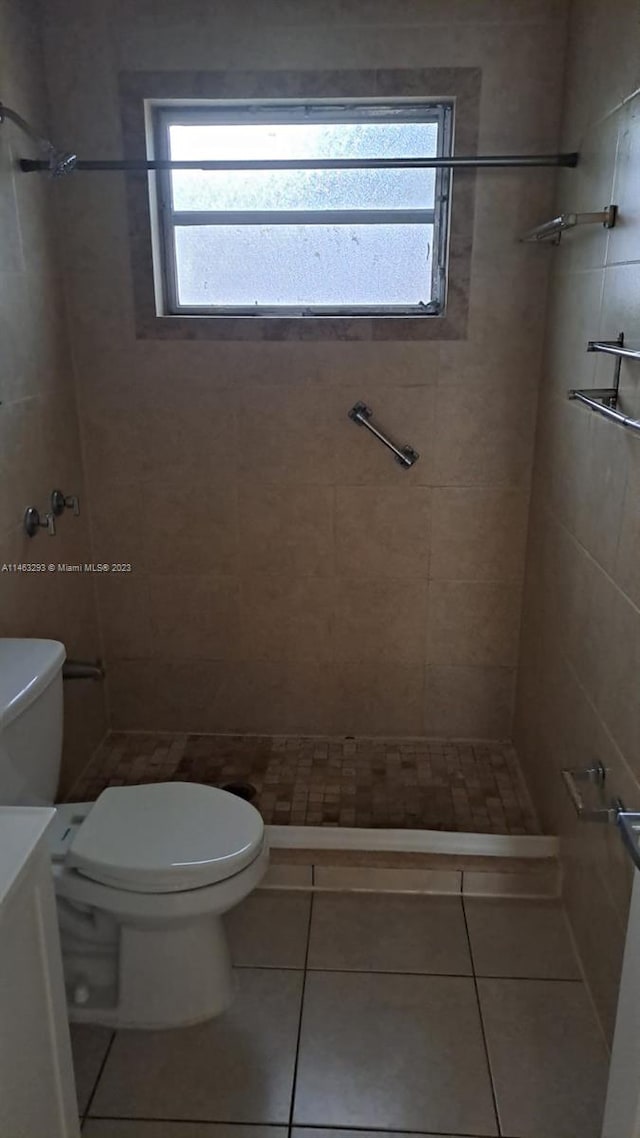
top-left (66, 782), bottom-right (264, 894)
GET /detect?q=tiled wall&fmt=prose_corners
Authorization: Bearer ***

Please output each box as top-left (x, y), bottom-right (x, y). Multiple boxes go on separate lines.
top-left (0, 0), bottom-right (106, 794)
top-left (41, 0), bottom-right (567, 738)
top-left (515, 0), bottom-right (640, 1042)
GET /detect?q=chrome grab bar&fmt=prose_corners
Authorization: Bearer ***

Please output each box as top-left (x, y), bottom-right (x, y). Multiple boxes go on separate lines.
top-left (348, 402), bottom-right (419, 468)
top-left (561, 764), bottom-right (640, 871)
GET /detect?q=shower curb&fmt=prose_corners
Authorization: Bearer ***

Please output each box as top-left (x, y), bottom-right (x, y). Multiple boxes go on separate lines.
top-left (266, 824), bottom-right (557, 858)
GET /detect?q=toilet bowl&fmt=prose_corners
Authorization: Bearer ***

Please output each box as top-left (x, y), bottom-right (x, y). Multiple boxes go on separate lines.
top-left (0, 638), bottom-right (269, 1029)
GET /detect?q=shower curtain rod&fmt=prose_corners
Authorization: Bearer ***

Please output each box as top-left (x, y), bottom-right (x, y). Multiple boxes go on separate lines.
top-left (19, 152), bottom-right (578, 173)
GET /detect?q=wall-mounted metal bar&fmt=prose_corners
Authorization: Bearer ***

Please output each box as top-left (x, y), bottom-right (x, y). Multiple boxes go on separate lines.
top-left (568, 331), bottom-right (640, 433)
top-left (568, 389), bottom-right (640, 433)
top-left (17, 152), bottom-right (579, 175)
top-left (588, 338), bottom-right (640, 362)
top-left (348, 402), bottom-right (419, 468)
top-left (520, 204), bottom-right (617, 244)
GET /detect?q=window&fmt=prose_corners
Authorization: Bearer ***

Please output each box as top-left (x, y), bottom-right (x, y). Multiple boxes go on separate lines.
top-left (152, 100), bottom-right (453, 318)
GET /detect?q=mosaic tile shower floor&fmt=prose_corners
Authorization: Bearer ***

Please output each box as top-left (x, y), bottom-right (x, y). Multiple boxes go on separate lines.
top-left (68, 734), bottom-right (540, 834)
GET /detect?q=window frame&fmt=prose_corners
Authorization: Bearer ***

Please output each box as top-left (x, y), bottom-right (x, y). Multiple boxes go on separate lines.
top-left (152, 99), bottom-right (453, 319)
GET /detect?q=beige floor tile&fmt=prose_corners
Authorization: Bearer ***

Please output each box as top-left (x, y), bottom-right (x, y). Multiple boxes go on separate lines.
top-left (293, 971), bottom-right (497, 1134)
top-left (90, 970), bottom-right (303, 1122)
top-left (308, 894), bottom-right (471, 974)
top-left (225, 891), bottom-right (311, 968)
top-left (85, 1126), bottom-right (287, 1138)
top-left (466, 899), bottom-right (581, 979)
top-left (313, 866), bottom-right (462, 893)
top-left (478, 979), bottom-right (608, 1138)
top-left (292, 1132), bottom-right (484, 1138)
top-left (69, 1024), bottom-right (113, 1115)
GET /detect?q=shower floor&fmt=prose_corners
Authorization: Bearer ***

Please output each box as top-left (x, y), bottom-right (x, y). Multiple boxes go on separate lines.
top-left (68, 733), bottom-right (540, 835)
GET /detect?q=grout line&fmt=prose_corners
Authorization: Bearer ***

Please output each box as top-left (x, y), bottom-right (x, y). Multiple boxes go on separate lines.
top-left (461, 896), bottom-right (502, 1138)
top-left (82, 1029), bottom-right (116, 1123)
top-left (84, 1120), bottom-right (502, 1136)
top-left (287, 890), bottom-right (315, 1133)
top-left (233, 964), bottom-right (583, 981)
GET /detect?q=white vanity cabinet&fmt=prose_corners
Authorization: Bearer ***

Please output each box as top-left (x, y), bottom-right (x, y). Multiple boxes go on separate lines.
top-left (0, 807), bottom-right (80, 1138)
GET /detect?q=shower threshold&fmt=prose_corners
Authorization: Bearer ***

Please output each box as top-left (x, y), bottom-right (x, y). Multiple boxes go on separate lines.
top-left (66, 732), bottom-right (550, 859)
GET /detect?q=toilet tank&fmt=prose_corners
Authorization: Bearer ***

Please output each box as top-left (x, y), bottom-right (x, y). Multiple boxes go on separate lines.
top-left (0, 639), bottom-right (66, 806)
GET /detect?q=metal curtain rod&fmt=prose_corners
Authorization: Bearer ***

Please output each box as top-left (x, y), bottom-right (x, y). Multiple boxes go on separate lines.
top-left (18, 152), bottom-right (579, 174)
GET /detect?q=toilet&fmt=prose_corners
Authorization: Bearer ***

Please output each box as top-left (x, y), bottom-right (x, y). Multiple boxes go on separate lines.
top-left (0, 637), bottom-right (269, 1029)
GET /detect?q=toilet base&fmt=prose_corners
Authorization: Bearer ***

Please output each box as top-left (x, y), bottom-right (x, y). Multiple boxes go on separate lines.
top-left (66, 914), bottom-right (235, 1029)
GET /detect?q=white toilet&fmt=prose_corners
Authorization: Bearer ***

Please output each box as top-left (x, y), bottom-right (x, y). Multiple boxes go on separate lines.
top-left (0, 637), bottom-right (269, 1029)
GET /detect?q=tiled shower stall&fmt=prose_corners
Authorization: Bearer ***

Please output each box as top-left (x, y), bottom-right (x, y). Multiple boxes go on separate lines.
top-left (1, 0), bottom-right (640, 1050)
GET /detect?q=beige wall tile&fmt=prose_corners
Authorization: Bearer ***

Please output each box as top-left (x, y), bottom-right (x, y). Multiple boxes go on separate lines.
top-left (333, 577), bottom-right (428, 664)
top-left (238, 575), bottom-right (334, 662)
top-left (433, 383), bottom-right (537, 487)
top-left (428, 581), bottom-right (522, 667)
top-left (260, 864), bottom-right (313, 889)
top-left (140, 480), bottom-right (238, 576)
top-left (512, 5), bottom-right (640, 1043)
top-left (463, 868), bottom-right (560, 898)
top-left (97, 574), bottom-right (151, 660)
top-left (560, 0), bottom-right (640, 146)
top-left (209, 661), bottom-right (289, 733)
top-left (146, 575), bottom-right (241, 661)
top-left (0, 0), bottom-right (105, 792)
top-left (335, 486), bottom-right (431, 579)
top-left (282, 660), bottom-right (341, 734)
top-left (332, 662), bottom-right (426, 735)
top-left (108, 658), bottom-right (229, 732)
top-left (430, 487), bottom-right (529, 582)
top-left (40, 0), bottom-right (565, 744)
top-left (615, 440), bottom-right (640, 608)
top-left (608, 96), bottom-right (640, 267)
top-left (238, 484), bottom-right (334, 576)
top-left (238, 384), bottom-right (336, 486)
top-left (426, 666), bottom-right (515, 739)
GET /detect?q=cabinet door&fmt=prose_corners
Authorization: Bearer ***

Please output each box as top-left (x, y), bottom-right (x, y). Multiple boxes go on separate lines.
top-left (0, 847), bottom-right (80, 1138)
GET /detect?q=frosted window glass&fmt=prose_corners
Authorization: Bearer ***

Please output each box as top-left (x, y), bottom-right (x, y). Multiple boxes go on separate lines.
top-left (169, 122), bottom-right (438, 161)
top-left (171, 168), bottom-right (435, 212)
top-left (174, 224), bottom-right (433, 308)
top-left (169, 122), bottom-right (437, 212)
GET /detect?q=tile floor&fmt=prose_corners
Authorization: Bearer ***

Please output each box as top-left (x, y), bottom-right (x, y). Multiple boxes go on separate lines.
top-left (73, 890), bottom-right (608, 1138)
top-left (68, 733), bottom-right (540, 834)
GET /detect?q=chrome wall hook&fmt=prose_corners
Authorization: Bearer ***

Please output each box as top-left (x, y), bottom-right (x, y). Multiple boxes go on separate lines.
top-left (51, 489), bottom-right (80, 517)
top-left (24, 506), bottom-right (56, 537)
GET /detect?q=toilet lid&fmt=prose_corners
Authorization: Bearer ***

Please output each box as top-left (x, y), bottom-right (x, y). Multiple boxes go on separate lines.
top-left (67, 782), bottom-right (265, 893)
